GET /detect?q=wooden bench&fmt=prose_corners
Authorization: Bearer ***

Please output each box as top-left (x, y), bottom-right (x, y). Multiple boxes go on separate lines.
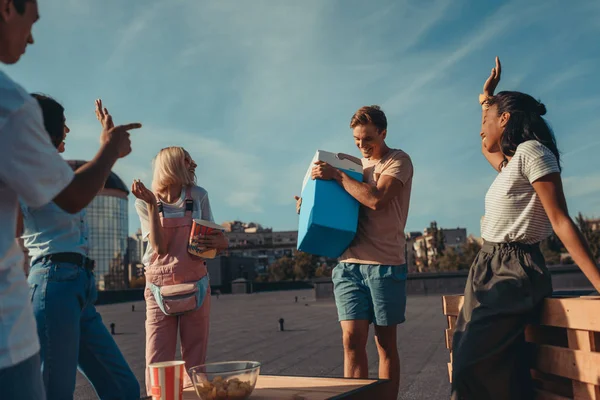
top-left (183, 375), bottom-right (388, 399)
top-left (442, 295), bottom-right (600, 400)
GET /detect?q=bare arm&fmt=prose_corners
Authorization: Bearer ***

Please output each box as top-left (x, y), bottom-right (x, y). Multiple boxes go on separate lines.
top-left (131, 181), bottom-right (167, 255)
top-left (533, 173), bottom-right (600, 291)
top-left (146, 203), bottom-right (168, 256)
top-left (479, 57), bottom-right (505, 172)
top-left (336, 172), bottom-right (403, 211)
top-left (52, 142), bottom-right (120, 213)
top-left (311, 160), bottom-right (404, 211)
top-left (53, 101), bottom-right (141, 214)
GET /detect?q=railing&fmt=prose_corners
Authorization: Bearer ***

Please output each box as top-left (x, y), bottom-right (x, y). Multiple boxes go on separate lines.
top-left (442, 294), bottom-right (600, 400)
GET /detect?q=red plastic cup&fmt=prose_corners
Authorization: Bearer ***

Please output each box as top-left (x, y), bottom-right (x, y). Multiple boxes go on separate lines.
top-left (149, 361), bottom-right (185, 400)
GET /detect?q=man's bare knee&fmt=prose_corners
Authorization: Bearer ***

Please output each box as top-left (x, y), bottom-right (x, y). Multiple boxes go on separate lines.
top-left (374, 325), bottom-right (398, 355)
top-left (341, 321), bottom-right (369, 352)
top-left (343, 330), bottom-right (368, 352)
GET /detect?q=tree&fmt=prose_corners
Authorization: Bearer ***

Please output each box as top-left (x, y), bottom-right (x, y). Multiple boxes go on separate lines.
top-left (434, 241), bottom-right (481, 271)
top-left (292, 250), bottom-right (318, 280)
top-left (460, 241), bottom-right (481, 269)
top-left (268, 256), bottom-right (295, 281)
top-left (576, 213), bottom-right (600, 261)
top-left (540, 233), bottom-right (562, 266)
top-left (436, 247), bottom-right (463, 271)
top-left (428, 221), bottom-right (445, 257)
top-left (315, 263), bottom-right (333, 278)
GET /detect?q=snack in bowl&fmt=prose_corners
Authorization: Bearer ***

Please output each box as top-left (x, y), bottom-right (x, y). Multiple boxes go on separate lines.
top-left (194, 376), bottom-right (253, 400)
top-left (189, 361), bottom-right (261, 400)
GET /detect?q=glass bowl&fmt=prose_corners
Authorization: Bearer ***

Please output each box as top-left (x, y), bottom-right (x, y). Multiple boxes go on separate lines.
top-left (189, 361), bottom-right (261, 400)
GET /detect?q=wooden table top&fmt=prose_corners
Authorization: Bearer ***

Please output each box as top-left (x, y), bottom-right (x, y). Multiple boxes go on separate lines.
top-left (183, 374), bottom-right (386, 400)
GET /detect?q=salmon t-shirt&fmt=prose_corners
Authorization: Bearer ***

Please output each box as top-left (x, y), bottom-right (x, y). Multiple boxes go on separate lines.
top-left (340, 149), bottom-right (413, 266)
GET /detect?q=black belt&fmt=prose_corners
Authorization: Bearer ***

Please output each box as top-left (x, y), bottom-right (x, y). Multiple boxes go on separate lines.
top-left (33, 252), bottom-right (95, 271)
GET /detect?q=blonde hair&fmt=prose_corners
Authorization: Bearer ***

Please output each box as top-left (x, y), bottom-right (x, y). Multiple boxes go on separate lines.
top-left (151, 147), bottom-right (196, 193)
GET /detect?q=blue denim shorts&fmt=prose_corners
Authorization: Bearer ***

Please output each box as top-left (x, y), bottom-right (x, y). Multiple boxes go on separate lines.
top-left (332, 263), bottom-right (408, 326)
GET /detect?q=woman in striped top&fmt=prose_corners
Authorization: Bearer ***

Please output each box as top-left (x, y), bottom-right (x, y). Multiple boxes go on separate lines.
top-left (451, 57), bottom-right (600, 400)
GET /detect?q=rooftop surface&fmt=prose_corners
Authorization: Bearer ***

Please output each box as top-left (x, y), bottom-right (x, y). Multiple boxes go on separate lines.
top-left (75, 290), bottom-right (450, 399)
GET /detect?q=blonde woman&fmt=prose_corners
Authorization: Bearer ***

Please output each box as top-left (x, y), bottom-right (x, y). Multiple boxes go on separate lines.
top-left (132, 147), bottom-right (228, 394)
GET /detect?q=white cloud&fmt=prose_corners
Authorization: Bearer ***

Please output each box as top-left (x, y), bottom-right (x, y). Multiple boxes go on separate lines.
top-left (537, 61), bottom-right (595, 96)
top-left (383, 1), bottom-right (553, 114)
top-left (104, 2), bottom-right (168, 68)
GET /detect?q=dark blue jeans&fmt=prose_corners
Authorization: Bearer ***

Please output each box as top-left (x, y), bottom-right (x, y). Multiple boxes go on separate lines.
top-left (28, 259), bottom-right (140, 400)
top-left (0, 352), bottom-right (46, 400)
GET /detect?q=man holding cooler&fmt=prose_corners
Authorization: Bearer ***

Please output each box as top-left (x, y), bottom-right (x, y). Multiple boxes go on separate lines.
top-left (296, 105), bottom-right (413, 399)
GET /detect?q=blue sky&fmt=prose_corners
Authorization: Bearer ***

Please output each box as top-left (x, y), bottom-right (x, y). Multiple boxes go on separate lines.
top-left (6, 0), bottom-right (600, 238)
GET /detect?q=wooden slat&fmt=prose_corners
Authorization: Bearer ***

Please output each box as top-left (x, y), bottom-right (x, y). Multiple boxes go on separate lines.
top-left (447, 363), bottom-right (452, 383)
top-left (445, 329), bottom-right (453, 349)
top-left (567, 329), bottom-right (600, 400)
top-left (531, 369), bottom-right (573, 398)
top-left (567, 330), bottom-right (597, 352)
top-left (535, 388), bottom-right (573, 400)
top-left (447, 316), bottom-right (457, 330)
top-left (539, 298), bottom-right (600, 332)
top-left (526, 325), bottom-right (569, 347)
top-left (573, 380), bottom-right (600, 399)
top-left (445, 325), bottom-right (568, 349)
top-left (442, 295), bottom-right (464, 317)
top-left (534, 344), bottom-right (600, 386)
top-left (443, 296), bottom-right (600, 332)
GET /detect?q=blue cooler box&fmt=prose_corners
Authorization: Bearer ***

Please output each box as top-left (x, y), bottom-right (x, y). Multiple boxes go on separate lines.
top-left (297, 150), bottom-right (363, 258)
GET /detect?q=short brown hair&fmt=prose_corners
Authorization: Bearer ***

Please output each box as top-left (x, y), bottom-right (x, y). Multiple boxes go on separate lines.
top-left (350, 105), bottom-right (387, 132)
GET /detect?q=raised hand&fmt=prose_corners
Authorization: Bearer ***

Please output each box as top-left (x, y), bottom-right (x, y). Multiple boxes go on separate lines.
top-left (480, 56), bottom-right (501, 105)
top-left (95, 99), bottom-right (114, 130)
top-left (100, 120), bottom-right (141, 158)
top-left (131, 179), bottom-right (156, 205)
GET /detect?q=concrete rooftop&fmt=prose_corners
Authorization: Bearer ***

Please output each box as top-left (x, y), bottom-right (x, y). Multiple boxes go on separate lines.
top-left (75, 290), bottom-right (451, 399)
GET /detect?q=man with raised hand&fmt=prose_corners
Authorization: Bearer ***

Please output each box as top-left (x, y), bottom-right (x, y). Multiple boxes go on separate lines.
top-left (0, 1), bottom-right (141, 398)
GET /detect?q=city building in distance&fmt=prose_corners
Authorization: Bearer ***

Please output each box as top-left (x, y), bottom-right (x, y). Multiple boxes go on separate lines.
top-left (68, 160), bottom-right (129, 290)
top-left (407, 224), bottom-right (469, 272)
top-left (221, 220), bottom-right (298, 272)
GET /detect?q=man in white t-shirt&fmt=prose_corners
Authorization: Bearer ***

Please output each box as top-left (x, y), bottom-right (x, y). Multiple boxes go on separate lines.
top-left (0, 2), bottom-right (141, 398)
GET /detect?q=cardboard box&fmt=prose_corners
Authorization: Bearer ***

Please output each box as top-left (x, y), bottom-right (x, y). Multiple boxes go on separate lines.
top-left (297, 150), bottom-right (363, 258)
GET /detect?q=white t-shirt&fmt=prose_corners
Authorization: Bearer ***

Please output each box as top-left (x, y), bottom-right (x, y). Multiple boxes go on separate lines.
top-left (135, 185), bottom-right (214, 266)
top-left (481, 140), bottom-right (560, 244)
top-left (0, 70), bottom-right (75, 369)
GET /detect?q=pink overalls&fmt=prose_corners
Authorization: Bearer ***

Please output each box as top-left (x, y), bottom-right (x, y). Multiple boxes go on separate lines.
top-left (143, 187), bottom-right (211, 393)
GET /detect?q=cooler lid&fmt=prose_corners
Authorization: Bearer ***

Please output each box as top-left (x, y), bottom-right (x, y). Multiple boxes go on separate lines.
top-left (301, 150), bottom-right (363, 191)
